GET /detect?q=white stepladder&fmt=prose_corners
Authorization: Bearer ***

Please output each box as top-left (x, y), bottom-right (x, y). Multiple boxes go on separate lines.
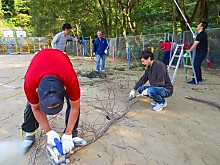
top-left (167, 44), bottom-right (198, 84)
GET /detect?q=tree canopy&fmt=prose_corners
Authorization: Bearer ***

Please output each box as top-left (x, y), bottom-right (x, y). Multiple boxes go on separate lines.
top-left (0, 0), bottom-right (219, 37)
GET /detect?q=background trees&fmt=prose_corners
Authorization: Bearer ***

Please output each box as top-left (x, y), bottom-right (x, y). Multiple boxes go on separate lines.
top-left (0, 0), bottom-right (219, 37)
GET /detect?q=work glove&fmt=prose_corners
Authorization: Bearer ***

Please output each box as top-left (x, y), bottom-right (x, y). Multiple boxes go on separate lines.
top-left (129, 89), bottom-right (135, 99)
top-left (184, 50), bottom-right (189, 58)
top-left (77, 40), bottom-right (83, 44)
top-left (104, 49), bottom-right (108, 54)
top-left (141, 88), bottom-right (148, 96)
top-left (61, 134), bottom-right (74, 154)
top-left (46, 130), bottom-right (60, 146)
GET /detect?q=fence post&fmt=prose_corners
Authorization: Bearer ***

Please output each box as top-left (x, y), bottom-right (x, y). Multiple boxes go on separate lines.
top-left (128, 45), bottom-right (132, 66)
top-left (90, 36), bottom-right (92, 58)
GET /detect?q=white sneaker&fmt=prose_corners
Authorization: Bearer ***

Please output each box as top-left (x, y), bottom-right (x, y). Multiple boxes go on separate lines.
top-left (152, 101), bottom-right (167, 111)
top-left (72, 137), bottom-right (87, 147)
top-left (150, 101), bottom-right (157, 106)
top-left (102, 70), bottom-right (105, 72)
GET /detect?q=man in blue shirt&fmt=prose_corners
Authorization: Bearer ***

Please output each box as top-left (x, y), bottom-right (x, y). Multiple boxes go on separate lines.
top-left (93, 31), bottom-right (109, 72)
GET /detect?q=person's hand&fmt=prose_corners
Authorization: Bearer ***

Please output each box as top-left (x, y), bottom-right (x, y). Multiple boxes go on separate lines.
top-left (77, 40), bottom-right (83, 44)
top-left (93, 52), bottom-right (96, 56)
top-left (46, 130), bottom-right (60, 146)
top-left (129, 89), bottom-right (135, 98)
top-left (104, 49), bottom-right (108, 54)
top-left (184, 50), bottom-right (190, 58)
top-left (61, 134), bottom-right (74, 154)
top-left (141, 88), bottom-right (148, 96)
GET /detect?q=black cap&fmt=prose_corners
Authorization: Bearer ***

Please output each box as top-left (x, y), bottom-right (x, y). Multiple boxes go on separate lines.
top-left (38, 76), bottom-right (65, 115)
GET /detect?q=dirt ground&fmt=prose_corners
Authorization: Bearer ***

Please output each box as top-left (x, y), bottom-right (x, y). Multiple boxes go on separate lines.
top-left (0, 54), bottom-right (219, 165)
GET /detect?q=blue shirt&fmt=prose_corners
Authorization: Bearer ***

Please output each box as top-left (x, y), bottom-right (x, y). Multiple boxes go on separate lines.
top-left (93, 37), bottom-right (109, 55)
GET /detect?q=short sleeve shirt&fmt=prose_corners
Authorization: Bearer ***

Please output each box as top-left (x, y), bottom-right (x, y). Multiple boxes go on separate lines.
top-left (196, 31), bottom-right (208, 53)
top-left (24, 49), bottom-right (80, 104)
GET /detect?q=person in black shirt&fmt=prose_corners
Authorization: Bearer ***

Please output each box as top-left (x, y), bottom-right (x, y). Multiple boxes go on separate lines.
top-left (188, 21), bottom-right (208, 84)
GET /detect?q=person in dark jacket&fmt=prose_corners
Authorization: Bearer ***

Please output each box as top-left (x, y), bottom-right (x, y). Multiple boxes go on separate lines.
top-left (188, 21), bottom-right (208, 84)
top-left (129, 51), bottom-right (173, 111)
top-left (93, 31), bottom-right (109, 72)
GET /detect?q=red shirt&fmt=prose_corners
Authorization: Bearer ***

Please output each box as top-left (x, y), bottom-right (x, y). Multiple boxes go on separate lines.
top-left (161, 42), bottom-right (171, 51)
top-left (24, 49), bottom-right (80, 104)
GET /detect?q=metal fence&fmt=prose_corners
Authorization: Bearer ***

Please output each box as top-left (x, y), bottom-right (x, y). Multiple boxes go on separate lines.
top-left (65, 28), bottom-right (220, 68)
top-left (0, 28), bottom-right (219, 67)
top-left (0, 37), bottom-right (50, 54)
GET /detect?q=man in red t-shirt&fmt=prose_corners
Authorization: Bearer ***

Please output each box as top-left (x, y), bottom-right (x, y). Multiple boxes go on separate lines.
top-left (160, 40), bottom-right (171, 65)
top-left (22, 49), bottom-right (86, 154)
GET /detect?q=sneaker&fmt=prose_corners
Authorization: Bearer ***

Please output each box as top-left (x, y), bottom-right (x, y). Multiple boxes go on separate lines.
top-left (22, 132), bottom-right (35, 153)
top-left (152, 101), bottom-right (167, 111)
top-left (150, 101), bottom-right (157, 106)
top-left (102, 70), bottom-right (105, 72)
top-left (188, 80), bottom-right (197, 84)
top-left (198, 80), bottom-right (202, 83)
top-left (72, 137), bottom-right (87, 147)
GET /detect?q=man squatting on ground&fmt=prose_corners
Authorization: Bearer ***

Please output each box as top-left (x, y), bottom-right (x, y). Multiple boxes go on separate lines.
top-left (187, 21), bottom-right (208, 85)
top-left (22, 49), bottom-right (86, 154)
top-left (129, 51), bottom-right (173, 111)
top-left (51, 23), bottom-right (83, 52)
top-left (93, 30), bottom-right (109, 72)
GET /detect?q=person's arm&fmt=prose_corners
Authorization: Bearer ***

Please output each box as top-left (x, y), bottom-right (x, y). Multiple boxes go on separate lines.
top-left (160, 43), bottom-right (165, 49)
top-left (189, 41), bottom-right (200, 52)
top-left (133, 70), bottom-right (148, 90)
top-left (30, 103), bottom-right (52, 133)
top-left (64, 99), bottom-right (80, 135)
top-left (51, 33), bottom-right (61, 49)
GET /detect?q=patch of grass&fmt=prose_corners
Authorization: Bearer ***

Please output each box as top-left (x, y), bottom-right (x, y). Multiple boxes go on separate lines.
top-left (113, 67), bottom-right (125, 71)
top-left (78, 71), bottom-right (107, 79)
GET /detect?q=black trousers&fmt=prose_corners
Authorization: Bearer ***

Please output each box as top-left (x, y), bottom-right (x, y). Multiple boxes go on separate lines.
top-left (21, 93), bottom-right (79, 137)
top-left (193, 53), bottom-right (206, 81)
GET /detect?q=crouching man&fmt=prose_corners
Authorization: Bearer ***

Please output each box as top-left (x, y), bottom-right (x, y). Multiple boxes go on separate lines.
top-left (22, 49), bottom-right (86, 154)
top-left (129, 51), bottom-right (173, 111)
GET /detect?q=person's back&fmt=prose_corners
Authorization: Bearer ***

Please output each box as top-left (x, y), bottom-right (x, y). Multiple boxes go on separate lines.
top-left (25, 49), bottom-right (79, 103)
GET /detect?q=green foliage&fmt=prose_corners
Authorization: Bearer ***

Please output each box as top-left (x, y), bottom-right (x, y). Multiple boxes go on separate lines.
top-left (113, 67), bottom-right (125, 71)
top-left (77, 71), bottom-right (107, 79)
top-left (0, 0), bottom-right (219, 37)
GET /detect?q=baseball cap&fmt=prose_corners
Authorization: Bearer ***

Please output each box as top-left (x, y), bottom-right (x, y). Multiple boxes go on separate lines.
top-left (38, 76), bottom-right (65, 115)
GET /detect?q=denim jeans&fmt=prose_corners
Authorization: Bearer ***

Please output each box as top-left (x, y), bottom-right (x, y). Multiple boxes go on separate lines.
top-left (22, 93), bottom-right (79, 137)
top-left (162, 51), bottom-right (170, 65)
top-left (96, 54), bottom-right (106, 71)
top-left (137, 86), bottom-right (172, 104)
top-left (193, 53), bottom-right (206, 82)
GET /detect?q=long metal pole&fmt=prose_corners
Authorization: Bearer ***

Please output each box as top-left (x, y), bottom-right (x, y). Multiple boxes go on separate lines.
top-left (173, 0), bottom-right (196, 38)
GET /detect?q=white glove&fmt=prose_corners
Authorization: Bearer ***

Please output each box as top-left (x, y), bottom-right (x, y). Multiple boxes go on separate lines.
top-left (61, 134), bottom-right (74, 154)
top-left (46, 130), bottom-right (60, 146)
top-left (141, 88), bottom-right (148, 96)
top-left (104, 49), bottom-right (108, 54)
top-left (184, 53), bottom-right (188, 58)
top-left (129, 89), bottom-right (135, 98)
top-left (93, 52), bottom-right (96, 56)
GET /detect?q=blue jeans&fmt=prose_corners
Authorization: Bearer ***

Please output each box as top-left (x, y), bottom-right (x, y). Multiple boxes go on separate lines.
top-left (162, 51), bottom-right (170, 65)
top-left (193, 53), bottom-right (206, 82)
top-left (137, 86), bottom-right (171, 104)
top-left (96, 54), bottom-right (106, 71)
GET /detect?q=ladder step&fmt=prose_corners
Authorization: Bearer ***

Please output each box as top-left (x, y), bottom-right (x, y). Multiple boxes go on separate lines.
top-left (184, 65), bottom-right (193, 68)
top-left (173, 55), bottom-right (180, 57)
top-left (185, 74), bottom-right (196, 78)
top-left (169, 65), bottom-right (176, 68)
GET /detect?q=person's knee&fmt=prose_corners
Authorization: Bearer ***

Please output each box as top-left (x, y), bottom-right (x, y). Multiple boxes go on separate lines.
top-left (148, 88), bottom-right (156, 97)
top-left (137, 87), bottom-right (143, 94)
